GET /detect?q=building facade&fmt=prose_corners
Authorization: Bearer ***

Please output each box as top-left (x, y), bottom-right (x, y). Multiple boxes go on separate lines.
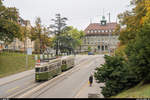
top-left (81, 16), bottom-right (119, 53)
top-left (5, 19), bottom-right (35, 52)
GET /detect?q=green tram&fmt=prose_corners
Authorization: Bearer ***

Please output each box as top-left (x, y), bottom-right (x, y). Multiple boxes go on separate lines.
top-left (35, 56), bottom-right (75, 82)
top-left (61, 56), bottom-right (75, 71)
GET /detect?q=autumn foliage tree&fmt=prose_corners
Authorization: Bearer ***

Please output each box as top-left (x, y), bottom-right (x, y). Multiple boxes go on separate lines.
top-left (0, 0), bottom-right (21, 44)
top-left (94, 0), bottom-right (150, 97)
top-left (30, 17), bottom-right (52, 54)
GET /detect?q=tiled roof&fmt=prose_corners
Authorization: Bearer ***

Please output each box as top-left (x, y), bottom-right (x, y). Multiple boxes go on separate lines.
top-left (84, 22), bottom-right (117, 35)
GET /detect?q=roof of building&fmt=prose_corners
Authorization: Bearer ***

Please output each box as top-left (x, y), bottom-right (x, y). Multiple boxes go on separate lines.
top-left (84, 22), bottom-right (117, 35)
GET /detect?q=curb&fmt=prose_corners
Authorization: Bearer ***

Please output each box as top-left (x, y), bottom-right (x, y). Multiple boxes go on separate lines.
top-left (0, 72), bottom-right (34, 87)
top-left (17, 56), bottom-right (97, 98)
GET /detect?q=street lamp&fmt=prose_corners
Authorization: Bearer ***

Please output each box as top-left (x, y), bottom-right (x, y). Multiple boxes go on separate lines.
top-left (108, 12), bottom-right (111, 56)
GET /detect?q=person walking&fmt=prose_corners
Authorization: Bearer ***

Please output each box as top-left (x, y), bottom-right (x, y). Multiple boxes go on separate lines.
top-left (89, 74), bottom-right (93, 87)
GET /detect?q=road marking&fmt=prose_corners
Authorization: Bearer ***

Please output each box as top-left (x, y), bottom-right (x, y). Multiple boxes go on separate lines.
top-left (0, 73), bottom-right (34, 87)
top-left (17, 56), bottom-right (101, 98)
top-left (24, 80), bottom-right (34, 85)
top-left (6, 86), bottom-right (19, 93)
top-left (74, 81), bottom-right (88, 98)
top-left (7, 83), bottom-right (38, 98)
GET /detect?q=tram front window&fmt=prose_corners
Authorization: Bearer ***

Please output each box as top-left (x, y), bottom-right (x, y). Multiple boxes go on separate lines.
top-left (62, 60), bottom-right (66, 64)
top-left (36, 68), bottom-right (40, 73)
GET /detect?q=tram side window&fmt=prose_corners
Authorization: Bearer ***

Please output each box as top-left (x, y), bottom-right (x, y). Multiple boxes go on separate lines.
top-left (50, 64), bottom-right (54, 70)
top-left (41, 68), bottom-right (43, 72)
top-left (49, 65), bottom-right (52, 70)
top-left (36, 68), bottom-right (40, 72)
top-left (55, 63), bottom-right (58, 69)
top-left (44, 67), bottom-right (48, 72)
top-left (57, 62), bottom-right (61, 67)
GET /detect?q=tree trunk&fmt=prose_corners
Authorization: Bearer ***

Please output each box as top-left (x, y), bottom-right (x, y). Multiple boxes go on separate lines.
top-left (24, 39), bottom-right (26, 54)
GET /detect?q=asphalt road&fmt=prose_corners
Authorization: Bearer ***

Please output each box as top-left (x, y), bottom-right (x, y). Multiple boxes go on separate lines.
top-left (0, 55), bottom-right (92, 98)
top-left (27, 55), bottom-right (104, 98)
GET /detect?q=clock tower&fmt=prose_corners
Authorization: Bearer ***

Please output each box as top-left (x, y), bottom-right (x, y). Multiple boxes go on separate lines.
top-left (101, 16), bottom-right (107, 26)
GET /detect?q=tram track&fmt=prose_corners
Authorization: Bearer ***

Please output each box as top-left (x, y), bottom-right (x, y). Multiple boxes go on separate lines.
top-left (19, 56), bottom-right (100, 98)
top-left (0, 55), bottom-right (90, 98)
top-left (35, 56), bottom-right (101, 98)
top-left (6, 83), bottom-right (40, 98)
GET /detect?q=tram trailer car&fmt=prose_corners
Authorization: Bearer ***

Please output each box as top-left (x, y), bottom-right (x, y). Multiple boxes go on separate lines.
top-left (61, 56), bottom-right (75, 72)
top-left (35, 58), bottom-right (62, 82)
top-left (35, 56), bottom-right (75, 82)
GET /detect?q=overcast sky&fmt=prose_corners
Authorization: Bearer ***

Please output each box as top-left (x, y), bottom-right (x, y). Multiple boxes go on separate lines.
top-left (3, 0), bottom-right (131, 30)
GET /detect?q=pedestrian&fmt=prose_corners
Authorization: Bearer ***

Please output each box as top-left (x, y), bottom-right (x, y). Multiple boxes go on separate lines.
top-left (89, 74), bottom-right (93, 87)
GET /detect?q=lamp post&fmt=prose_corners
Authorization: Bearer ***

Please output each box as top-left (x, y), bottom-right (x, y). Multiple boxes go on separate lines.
top-left (108, 12), bottom-right (111, 56)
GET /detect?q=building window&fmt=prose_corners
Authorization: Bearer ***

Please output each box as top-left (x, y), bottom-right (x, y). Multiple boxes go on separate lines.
top-left (102, 30), bottom-right (104, 33)
top-left (91, 30), bottom-right (93, 33)
top-left (99, 30), bottom-right (101, 33)
top-left (95, 30), bottom-right (97, 33)
top-left (106, 30), bottom-right (108, 32)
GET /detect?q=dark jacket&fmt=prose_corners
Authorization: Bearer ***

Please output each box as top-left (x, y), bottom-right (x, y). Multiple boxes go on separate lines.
top-left (89, 75), bottom-right (93, 83)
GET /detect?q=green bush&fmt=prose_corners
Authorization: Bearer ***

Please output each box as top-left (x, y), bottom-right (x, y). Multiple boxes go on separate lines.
top-left (94, 23), bottom-right (150, 97)
top-left (125, 23), bottom-right (150, 84)
top-left (94, 55), bottom-right (138, 97)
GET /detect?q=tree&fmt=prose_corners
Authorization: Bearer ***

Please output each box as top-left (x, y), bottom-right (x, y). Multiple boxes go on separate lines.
top-left (118, 0), bottom-right (149, 45)
top-left (50, 13), bottom-right (68, 56)
top-left (66, 26), bottom-right (85, 52)
top-left (88, 46), bottom-right (92, 52)
top-left (20, 25), bottom-right (30, 53)
top-left (125, 22), bottom-right (150, 84)
top-left (94, 0), bottom-right (150, 97)
top-left (0, 0), bottom-right (21, 44)
top-left (30, 17), bottom-right (51, 54)
top-left (51, 26), bottom-right (85, 55)
top-left (94, 55), bottom-right (138, 97)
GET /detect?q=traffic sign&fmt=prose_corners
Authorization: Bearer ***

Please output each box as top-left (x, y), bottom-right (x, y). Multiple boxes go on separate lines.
top-left (27, 48), bottom-right (32, 55)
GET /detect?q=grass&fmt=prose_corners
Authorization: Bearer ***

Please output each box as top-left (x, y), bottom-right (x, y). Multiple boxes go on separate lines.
top-left (111, 82), bottom-right (150, 98)
top-left (0, 52), bottom-right (36, 78)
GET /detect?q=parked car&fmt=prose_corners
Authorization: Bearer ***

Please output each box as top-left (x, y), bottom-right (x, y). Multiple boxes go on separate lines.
top-left (88, 52), bottom-right (94, 55)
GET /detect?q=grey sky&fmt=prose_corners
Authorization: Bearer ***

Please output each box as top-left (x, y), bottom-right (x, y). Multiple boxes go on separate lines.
top-left (3, 0), bottom-right (131, 30)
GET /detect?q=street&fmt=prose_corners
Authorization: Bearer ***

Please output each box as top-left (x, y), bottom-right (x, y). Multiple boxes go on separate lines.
top-left (0, 55), bottom-right (105, 98)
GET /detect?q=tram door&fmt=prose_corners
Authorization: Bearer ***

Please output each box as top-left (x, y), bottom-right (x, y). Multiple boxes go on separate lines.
top-left (98, 46), bottom-right (100, 50)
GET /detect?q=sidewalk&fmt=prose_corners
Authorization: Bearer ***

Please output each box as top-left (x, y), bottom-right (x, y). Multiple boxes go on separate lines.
top-left (75, 77), bottom-right (104, 98)
top-left (0, 69), bottom-right (34, 86)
